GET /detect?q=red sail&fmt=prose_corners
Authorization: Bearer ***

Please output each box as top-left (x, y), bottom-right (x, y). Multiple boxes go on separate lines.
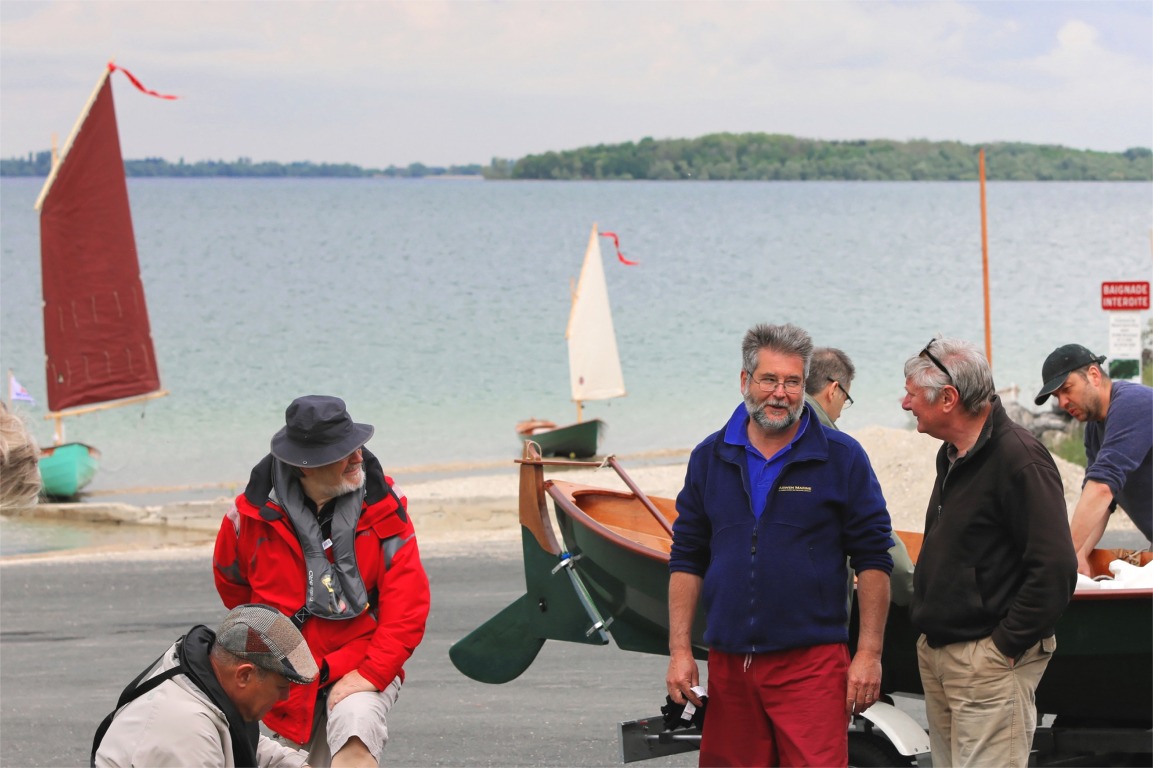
top-left (38, 70), bottom-right (161, 412)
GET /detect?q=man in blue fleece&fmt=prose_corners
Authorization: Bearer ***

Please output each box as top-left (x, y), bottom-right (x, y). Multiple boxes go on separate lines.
top-left (666, 323), bottom-right (894, 767)
top-left (1035, 344), bottom-right (1152, 574)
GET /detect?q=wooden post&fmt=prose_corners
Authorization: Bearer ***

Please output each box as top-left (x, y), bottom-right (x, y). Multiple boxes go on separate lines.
top-left (979, 148), bottom-right (992, 369)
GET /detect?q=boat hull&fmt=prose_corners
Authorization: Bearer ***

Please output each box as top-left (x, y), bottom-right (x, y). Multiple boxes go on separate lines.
top-left (553, 489), bottom-right (699, 657)
top-left (508, 456), bottom-right (1153, 724)
top-left (519, 419), bottom-right (603, 458)
top-left (38, 442), bottom-right (101, 499)
top-left (850, 587), bottom-right (1153, 722)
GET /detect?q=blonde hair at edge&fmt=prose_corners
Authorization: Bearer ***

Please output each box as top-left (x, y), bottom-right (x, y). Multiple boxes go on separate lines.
top-left (0, 405), bottom-right (42, 511)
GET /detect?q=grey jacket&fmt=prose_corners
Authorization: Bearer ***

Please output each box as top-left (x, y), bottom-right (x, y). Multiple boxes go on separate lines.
top-left (95, 640), bottom-right (307, 768)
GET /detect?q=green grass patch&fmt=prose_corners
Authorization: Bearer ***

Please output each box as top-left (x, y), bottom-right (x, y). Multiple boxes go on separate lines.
top-left (1046, 421), bottom-right (1087, 467)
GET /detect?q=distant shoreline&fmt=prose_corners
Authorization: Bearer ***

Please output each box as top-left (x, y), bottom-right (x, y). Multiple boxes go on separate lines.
top-left (5, 133), bottom-right (1149, 181)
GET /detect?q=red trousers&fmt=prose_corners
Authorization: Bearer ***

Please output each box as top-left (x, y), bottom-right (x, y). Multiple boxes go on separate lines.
top-left (699, 644), bottom-right (850, 767)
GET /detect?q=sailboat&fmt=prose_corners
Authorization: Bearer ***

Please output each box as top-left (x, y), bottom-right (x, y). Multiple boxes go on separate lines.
top-left (516, 224), bottom-right (627, 458)
top-left (33, 63), bottom-right (169, 499)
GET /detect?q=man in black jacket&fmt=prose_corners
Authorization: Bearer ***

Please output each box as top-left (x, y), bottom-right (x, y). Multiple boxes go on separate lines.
top-left (901, 338), bottom-right (1076, 767)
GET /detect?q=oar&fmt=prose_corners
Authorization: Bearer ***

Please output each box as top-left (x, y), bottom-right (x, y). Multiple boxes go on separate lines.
top-left (607, 456), bottom-right (674, 537)
top-left (448, 594), bottom-right (545, 684)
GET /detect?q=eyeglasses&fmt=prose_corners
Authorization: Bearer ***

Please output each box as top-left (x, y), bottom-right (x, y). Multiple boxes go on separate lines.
top-left (751, 374), bottom-right (804, 395)
top-left (828, 378), bottom-right (854, 408)
top-left (919, 339), bottom-right (953, 383)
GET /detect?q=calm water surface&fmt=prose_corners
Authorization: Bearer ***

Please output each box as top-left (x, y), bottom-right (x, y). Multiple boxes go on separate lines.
top-left (2, 178), bottom-right (1150, 507)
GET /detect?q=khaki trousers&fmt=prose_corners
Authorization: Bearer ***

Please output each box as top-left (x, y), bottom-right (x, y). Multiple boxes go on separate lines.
top-left (272, 675), bottom-right (402, 767)
top-left (917, 634), bottom-right (1054, 768)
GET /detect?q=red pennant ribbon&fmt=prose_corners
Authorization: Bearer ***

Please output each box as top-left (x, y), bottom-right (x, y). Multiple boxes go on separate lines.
top-left (600, 231), bottom-right (639, 266)
top-left (108, 62), bottom-right (179, 100)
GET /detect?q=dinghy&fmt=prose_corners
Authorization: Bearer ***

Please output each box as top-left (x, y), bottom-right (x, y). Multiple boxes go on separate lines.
top-left (453, 443), bottom-right (1153, 730)
top-left (515, 224), bottom-right (627, 458)
top-left (33, 63), bottom-right (169, 498)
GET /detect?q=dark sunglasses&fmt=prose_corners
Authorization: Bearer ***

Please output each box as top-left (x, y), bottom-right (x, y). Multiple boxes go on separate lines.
top-left (919, 339), bottom-right (953, 383)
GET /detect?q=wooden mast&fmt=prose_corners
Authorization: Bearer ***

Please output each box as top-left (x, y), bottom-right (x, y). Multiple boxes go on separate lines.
top-left (570, 275), bottom-right (584, 424)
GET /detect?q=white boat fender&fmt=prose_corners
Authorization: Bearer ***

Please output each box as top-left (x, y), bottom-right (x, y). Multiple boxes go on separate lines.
top-left (854, 701), bottom-right (931, 757)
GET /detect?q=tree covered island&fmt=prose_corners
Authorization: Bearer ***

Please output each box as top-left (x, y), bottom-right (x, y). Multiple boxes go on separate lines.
top-left (2, 133), bottom-right (1149, 181)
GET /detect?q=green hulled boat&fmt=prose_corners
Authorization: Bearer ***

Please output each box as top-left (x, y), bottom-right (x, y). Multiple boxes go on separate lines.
top-left (515, 418), bottom-right (603, 459)
top-left (37, 442), bottom-right (101, 500)
top-left (32, 62), bottom-right (169, 499)
top-left (452, 446), bottom-right (1153, 730)
top-left (515, 224), bottom-right (627, 459)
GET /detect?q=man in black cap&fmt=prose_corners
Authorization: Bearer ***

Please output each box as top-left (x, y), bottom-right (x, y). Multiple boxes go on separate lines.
top-left (1035, 344), bottom-right (1152, 574)
top-left (214, 396), bottom-right (430, 768)
top-left (93, 603), bottom-right (319, 767)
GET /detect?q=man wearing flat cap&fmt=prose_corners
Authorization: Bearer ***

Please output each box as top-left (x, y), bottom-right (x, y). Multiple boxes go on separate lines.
top-left (1036, 344), bottom-right (1153, 574)
top-left (214, 396), bottom-right (430, 767)
top-left (94, 604), bottom-right (320, 767)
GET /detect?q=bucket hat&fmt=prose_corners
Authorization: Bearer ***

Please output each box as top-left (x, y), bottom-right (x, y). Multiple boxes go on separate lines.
top-left (1034, 344), bottom-right (1106, 406)
top-left (270, 395), bottom-right (374, 467)
top-left (216, 604), bottom-right (319, 684)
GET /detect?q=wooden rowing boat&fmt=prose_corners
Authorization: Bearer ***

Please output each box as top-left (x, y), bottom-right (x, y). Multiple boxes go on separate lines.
top-left (451, 443), bottom-right (1153, 725)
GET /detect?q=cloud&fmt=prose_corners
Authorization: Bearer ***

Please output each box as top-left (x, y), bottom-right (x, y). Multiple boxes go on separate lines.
top-left (1, 1), bottom-right (1149, 166)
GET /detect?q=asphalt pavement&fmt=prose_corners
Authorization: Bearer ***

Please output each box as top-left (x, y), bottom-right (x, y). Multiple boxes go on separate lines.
top-left (0, 542), bottom-right (695, 768)
top-left (2, 529), bottom-right (1146, 767)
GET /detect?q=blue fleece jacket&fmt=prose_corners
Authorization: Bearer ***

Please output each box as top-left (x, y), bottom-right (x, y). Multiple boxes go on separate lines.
top-left (670, 402), bottom-right (894, 654)
top-left (1085, 380), bottom-right (1153, 541)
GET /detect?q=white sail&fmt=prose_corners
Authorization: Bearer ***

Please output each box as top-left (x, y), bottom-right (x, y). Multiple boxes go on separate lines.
top-left (566, 224), bottom-right (626, 406)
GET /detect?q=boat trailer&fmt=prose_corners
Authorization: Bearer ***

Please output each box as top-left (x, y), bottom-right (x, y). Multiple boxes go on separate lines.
top-left (617, 700), bottom-right (1153, 766)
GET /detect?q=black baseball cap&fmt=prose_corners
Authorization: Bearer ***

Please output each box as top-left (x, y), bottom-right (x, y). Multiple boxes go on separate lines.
top-left (1034, 344), bottom-right (1106, 406)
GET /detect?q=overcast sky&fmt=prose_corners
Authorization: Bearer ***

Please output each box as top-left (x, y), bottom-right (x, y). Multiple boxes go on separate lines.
top-left (2, 1), bottom-right (1150, 168)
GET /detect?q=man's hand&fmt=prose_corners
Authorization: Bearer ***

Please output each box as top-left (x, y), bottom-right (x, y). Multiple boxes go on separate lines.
top-left (327, 669), bottom-right (377, 711)
top-left (847, 568), bottom-right (889, 717)
top-left (666, 650), bottom-right (702, 707)
top-left (845, 649), bottom-right (882, 716)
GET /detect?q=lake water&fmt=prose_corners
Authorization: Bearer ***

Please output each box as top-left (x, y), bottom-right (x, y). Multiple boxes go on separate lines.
top-left (1, 178), bottom-right (1150, 505)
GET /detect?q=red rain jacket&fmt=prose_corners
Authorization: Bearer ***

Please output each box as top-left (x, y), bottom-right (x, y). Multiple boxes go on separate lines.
top-left (213, 450), bottom-right (430, 743)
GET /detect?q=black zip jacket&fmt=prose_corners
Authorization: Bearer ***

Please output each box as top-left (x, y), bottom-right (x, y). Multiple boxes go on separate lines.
top-left (911, 396), bottom-right (1077, 659)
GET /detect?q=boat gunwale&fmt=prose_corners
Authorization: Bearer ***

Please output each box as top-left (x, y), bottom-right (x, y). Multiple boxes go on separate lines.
top-left (545, 479), bottom-right (670, 564)
top-left (545, 478), bottom-right (1153, 601)
top-left (1070, 587), bottom-right (1153, 601)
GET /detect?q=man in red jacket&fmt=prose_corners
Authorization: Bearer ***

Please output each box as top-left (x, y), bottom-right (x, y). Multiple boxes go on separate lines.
top-left (214, 395), bottom-right (430, 768)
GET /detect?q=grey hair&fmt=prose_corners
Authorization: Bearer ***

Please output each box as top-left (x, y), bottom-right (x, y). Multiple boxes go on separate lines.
top-left (806, 347), bottom-right (855, 395)
top-left (0, 405), bottom-right (41, 512)
top-left (742, 323), bottom-right (814, 381)
top-left (903, 338), bottom-right (994, 415)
